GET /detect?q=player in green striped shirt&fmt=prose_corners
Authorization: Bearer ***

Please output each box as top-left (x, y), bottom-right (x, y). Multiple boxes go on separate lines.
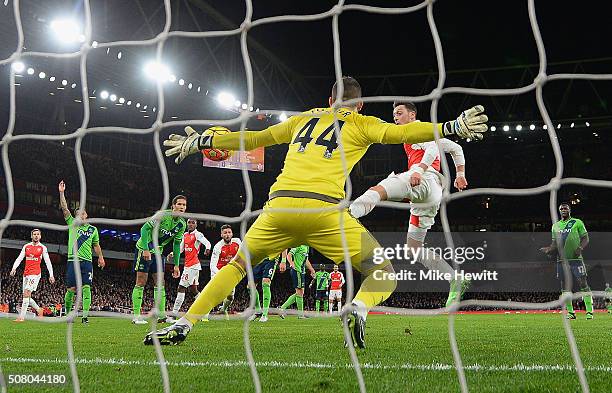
top-left (132, 195), bottom-right (187, 324)
top-left (309, 264), bottom-right (331, 313)
top-left (540, 202), bottom-right (593, 320)
top-left (279, 245), bottom-right (315, 318)
top-left (59, 181), bottom-right (105, 324)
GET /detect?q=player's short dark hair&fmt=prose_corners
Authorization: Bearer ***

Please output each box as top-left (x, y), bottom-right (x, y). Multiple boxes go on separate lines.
top-left (559, 202), bottom-right (571, 208)
top-left (31, 228), bottom-right (41, 235)
top-left (172, 195), bottom-right (187, 205)
top-left (393, 101), bottom-right (417, 115)
top-left (331, 76), bottom-right (362, 104)
top-left (187, 218), bottom-right (197, 224)
top-left (220, 224), bottom-right (232, 231)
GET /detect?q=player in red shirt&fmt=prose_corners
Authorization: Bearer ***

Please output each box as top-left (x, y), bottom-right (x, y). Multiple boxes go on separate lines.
top-left (328, 265), bottom-right (345, 314)
top-left (349, 102), bottom-right (470, 307)
top-left (168, 219), bottom-right (211, 320)
top-left (10, 229), bottom-right (55, 321)
top-left (209, 224), bottom-right (241, 316)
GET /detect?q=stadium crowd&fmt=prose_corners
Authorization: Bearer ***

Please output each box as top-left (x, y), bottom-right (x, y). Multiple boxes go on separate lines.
top-left (1, 262), bottom-right (606, 315)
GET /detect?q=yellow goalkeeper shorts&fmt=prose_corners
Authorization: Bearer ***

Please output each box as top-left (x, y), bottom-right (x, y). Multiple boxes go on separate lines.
top-left (237, 196), bottom-right (385, 273)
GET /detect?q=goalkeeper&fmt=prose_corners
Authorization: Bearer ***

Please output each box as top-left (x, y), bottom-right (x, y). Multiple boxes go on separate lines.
top-left (147, 76), bottom-right (488, 348)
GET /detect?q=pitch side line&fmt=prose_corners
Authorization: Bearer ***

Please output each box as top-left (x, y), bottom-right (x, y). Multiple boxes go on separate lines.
top-left (2, 357), bottom-right (611, 373)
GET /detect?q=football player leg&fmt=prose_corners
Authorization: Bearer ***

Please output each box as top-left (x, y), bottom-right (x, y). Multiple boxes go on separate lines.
top-left (64, 261), bottom-right (77, 319)
top-left (558, 262), bottom-right (576, 319)
top-left (349, 171), bottom-right (413, 218)
top-left (132, 249), bottom-right (150, 324)
top-left (80, 262), bottom-right (93, 323)
top-left (144, 199), bottom-right (296, 345)
top-left (248, 259), bottom-right (266, 321)
top-left (306, 201), bottom-right (397, 349)
top-left (171, 267), bottom-right (198, 320)
top-left (573, 262), bottom-right (593, 320)
top-left (16, 275), bottom-right (39, 321)
top-left (260, 259), bottom-right (277, 322)
top-left (329, 289), bottom-right (342, 314)
top-left (282, 269), bottom-right (306, 318)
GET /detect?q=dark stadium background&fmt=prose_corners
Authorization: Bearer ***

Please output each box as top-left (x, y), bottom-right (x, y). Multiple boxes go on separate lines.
top-left (1, 0), bottom-right (611, 312)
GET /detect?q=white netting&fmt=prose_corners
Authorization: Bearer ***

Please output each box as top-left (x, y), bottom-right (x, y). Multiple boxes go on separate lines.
top-left (1, 1), bottom-right (611, 392)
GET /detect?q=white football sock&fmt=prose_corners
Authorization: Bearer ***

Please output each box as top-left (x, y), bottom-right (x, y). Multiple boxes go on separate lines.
top-left (349, 190), bottom-right (381, 218)
top-left (172, 292), bottom-right (185, 315)
top-left (20, 298), bottom-right (30, 319)
top-left (352, 300), bottom-right (368, 321)
top-left (177, 316), bottom-right (193, 328)
top-left (29, 298), bottom-right (40, 312)
top-left (418, 255), bottom-right (455, 282)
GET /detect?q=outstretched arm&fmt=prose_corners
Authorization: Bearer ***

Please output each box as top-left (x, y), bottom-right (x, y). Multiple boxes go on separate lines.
top-left (164, 119), bottom-right (295, 164)
top-left (58, 181), bottom-right (71, 220)
top-left (363, 106), bottom-right (488, 145)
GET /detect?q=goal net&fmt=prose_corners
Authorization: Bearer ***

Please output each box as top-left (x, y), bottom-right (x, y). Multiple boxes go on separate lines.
top-left (1, 1), bottom-right (610, 392)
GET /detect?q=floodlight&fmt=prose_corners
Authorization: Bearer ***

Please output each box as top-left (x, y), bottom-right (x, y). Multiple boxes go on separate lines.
top-left (50, 18), bottom-right (83, 44)
top-left (216, 92), bottom-right (235, 108)
top-left (27, 67), bottom-right (34, 75)
top-left (11, 61), bottom-right (25, 73)
top-left (110, 94), bottom-right (117, 102)
top-left (279, 112), bottom-right (288, 122)
top-left (100, 90), bottom-right (109, 100)
top-left (143, 61), bottom-right (171, 82)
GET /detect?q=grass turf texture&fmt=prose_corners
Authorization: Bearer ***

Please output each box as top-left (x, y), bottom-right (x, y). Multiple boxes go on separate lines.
top-left (1, 314), bottom-right (611, 392)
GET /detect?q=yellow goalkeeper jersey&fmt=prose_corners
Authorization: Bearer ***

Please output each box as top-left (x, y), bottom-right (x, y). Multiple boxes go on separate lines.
top-left (214, 107), bottom-right (443, 200)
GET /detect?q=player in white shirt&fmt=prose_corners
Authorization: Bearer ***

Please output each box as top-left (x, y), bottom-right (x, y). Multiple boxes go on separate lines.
top-left (10, 229), bottom-right (55, 321)
top-left (328, 265), bottom-right (345, 314)
top-left (349, 102), bottom-right (470, 307)
top-left (209, 224), bottom-right (241, 315)
top-left (168, 219), bottom-right (211, 320)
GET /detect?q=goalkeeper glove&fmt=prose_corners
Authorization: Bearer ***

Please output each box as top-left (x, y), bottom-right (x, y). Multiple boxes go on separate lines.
top-left (442, 105), bottom-right (488, 140)
top-left (163, 126), bottom-right (213, 164)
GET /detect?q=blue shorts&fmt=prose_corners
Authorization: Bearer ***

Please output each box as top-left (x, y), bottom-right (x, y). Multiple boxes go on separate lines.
top-left (133, 248), bottom-right (163, 274)
top-left (253, 258), bottom-right (277, 282)
top-left (66, 260), bottom-right (93, 288)
top-left (315, 290), bottom-right (329, 300)
top-left (290, 269), bottom-right (306, 289)
top-left (556, 260), bottom-right (589, 291)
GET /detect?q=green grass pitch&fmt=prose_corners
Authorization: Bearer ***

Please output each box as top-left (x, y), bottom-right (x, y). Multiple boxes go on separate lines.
top-left (1, 313), bottom-right (611, 392)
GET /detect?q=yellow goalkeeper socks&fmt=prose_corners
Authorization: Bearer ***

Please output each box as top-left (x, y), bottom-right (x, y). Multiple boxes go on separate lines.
top-left (353, 264), bottom-right (397, 318)
top-left (185, 261), bottom-right (245, 325)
